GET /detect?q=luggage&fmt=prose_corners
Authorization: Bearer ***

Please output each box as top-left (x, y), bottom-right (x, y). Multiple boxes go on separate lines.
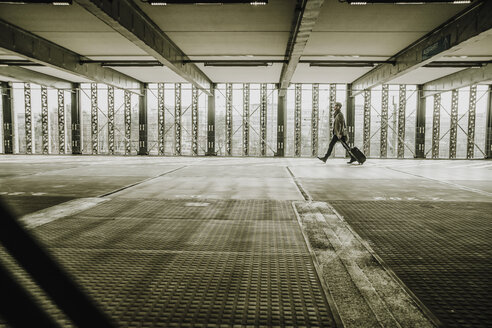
top-left (341, 140), bottom-right (366, 165)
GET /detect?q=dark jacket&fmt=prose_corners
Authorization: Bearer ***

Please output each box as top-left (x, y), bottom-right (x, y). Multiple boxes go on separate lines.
top-left (333, 110), bottom-right (348, 139)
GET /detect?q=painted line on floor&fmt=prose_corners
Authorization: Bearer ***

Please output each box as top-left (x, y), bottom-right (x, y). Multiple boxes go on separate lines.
top-left (98, 165), bottom-right (188, 197)
top-left (387, 167), bottom-right (492, 197)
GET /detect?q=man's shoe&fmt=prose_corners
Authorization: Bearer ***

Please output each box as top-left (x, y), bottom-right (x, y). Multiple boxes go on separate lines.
top-left (317, 156), bottom-right (327, 163)
top-left (347, 159), bottom-right (356, 164)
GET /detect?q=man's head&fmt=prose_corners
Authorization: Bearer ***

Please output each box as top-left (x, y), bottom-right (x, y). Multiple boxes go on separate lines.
top-left (334, 102), bottom-right (342, 111)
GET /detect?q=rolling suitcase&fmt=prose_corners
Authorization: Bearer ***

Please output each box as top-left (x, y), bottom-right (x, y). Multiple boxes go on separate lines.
top-left (341, 140), bottom-right (366, 165)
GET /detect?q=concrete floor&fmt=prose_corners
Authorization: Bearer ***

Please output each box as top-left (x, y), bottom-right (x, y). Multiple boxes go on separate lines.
top-left (0, 155), bottom-right (491, 327)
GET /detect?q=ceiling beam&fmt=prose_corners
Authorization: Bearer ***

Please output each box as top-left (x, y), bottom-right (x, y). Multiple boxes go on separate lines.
top-left (0, 66), bottom-right (72, 90)
top-left (0, 19), bottom-right (141, 93)
top-left (278, 0), bottom-right (325, 97)
top-left (351, 0), bottom-right (492, 95)
top-left (423, 63), bottom-right (492, 97)
top-left (75, 0), bottom-right (213, 96)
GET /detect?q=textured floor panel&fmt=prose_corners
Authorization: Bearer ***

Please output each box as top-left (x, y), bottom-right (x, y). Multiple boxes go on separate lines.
top-left (330, 201), bottom-right (492, 328)
top-left (3, 199), bottom-right (336, 327)
top-left (0, 195), bottom-right (76, 217)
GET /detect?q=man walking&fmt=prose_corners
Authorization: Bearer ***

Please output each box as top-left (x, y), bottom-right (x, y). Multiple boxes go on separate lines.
top-left (318, 102), bottom-right (356, 164)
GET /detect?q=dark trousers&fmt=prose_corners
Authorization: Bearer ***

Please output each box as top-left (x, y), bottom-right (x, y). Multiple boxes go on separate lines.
top-left (323, 135), bottom-right (355, 160)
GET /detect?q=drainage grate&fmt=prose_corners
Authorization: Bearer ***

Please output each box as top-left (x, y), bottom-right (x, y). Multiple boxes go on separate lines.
top-left (4, 199), bottom-right (337, 327)
top-left (330, 200), bottom-right (492, 328)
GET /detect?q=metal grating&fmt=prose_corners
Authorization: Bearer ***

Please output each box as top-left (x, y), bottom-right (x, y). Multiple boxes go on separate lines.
top-left (330, 200), bottom-right (492, 328)
top-left (57, 90), bottom-right (65, 154)
top-left (41, 86), bottom-right (49, 155)
top-left (3, 199), bottom-right (336, 327)
top-left (312, 84), bottom-right (319, 157)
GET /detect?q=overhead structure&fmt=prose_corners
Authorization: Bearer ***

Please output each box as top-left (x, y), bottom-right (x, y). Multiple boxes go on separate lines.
top-left (278, 0), bottom-right (325, 97)
top-left (75, 0), bottom-right (213, 95)
top-left (0, 66), bottom-right (72, 90)
top-left (0, 19), bottom-right (141, 92)
top-left (351, 0), bottom-right (492, 94)
top-left (423, 63), bottom-right (492, 97)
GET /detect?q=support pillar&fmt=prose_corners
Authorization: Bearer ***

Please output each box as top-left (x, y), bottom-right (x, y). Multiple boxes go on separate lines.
top-left (363, 89), bottom-right (371, 156)
top-left (244, 84), bottom-right (250, 156)
top-left (71, 84), bottom-right (81, 155)
top-left (57, 89), bottom-right (65, 154)
top-left (276, 92), bottom-right (286, 157)
top-left (346, 84), bottom-right (355, 149)
top-left (432, 93), bottom-right (441, 159)
top-left (90, 83), bottom-right (98, 154)
top-left (41, 86), bottom-right (49, 155)
top-left (486, 85), bottom-right (492, 158)
top-left (397, 85), bottom-right (406, 158)
top-left (206, 87), bottom-right (216, 156)
top-left (415, 85), bottom-right (426, 158)
top-left (466, 85), bottom-right (477, 159)
top-left (380, 84), bottom-right (389, 158)
top-left (138, 83), bottom-right (148, 155)
top-left (192, 86), bottom-right (199, 156)
top-left (24, 83), bottom-right (32, 154)
top-left (1, 82), bottom-right (13, 154)
top-left (260, 83), bottom-right (267, 156)
top-left (124, 90), bottom-right (131, 155)
top-left (329, 84), bottom-right (336, 134)
top-left (174, 83), bottom-right (181, 156)
top-left (225, 83), bottom-right (232, 156)
top-left (449, 89), bottom-right (459, 159)
top-left (158, 83), bottom-right (165, 156)
top-left (312, 84), bottom-right (319, 157)
top-left (108, 86), bottom-right (115, 155)
top-left (294, 84), bottom-right (301, 157)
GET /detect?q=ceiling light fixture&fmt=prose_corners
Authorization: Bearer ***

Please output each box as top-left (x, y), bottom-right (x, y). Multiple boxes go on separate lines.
top-left (146, 0), bottom-right (267, 5)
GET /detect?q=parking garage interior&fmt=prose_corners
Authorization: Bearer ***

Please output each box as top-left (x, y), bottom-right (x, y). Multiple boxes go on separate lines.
top-left (0, 0), bottom-right (491, 327)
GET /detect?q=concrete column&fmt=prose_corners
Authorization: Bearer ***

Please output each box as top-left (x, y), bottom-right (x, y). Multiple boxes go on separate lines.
top-left (276, 92), bottom-right (286, 157)
top-left (138, 83), bottom-right (148, 155)
top-left (206, 87), bottom-right (216, 156)
top-left (415, 85), bottom-right (426, 158)
top-left (1, 82), bottom-right (13, 154)
top-left (71, 83), bottom-right (81, 155)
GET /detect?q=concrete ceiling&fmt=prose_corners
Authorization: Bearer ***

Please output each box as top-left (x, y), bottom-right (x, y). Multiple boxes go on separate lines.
top-left (0, 0), bottom-right (490, 87)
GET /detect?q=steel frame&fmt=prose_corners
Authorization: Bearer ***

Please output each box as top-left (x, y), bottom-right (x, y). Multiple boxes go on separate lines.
top-left (24, 83), bottom-right (32, 154)
top-left (294, 84), bottom-right (302, 157)
top-left (260, 83), bottom-right (267, 156)
top-left (225, 83), bottom-right (233, 156)
top-left (363, 89), bottom-right (371, 156)
top-left (206, 89), bottom-right (216, 156)
top-left (449, 89), bottom-right (459, 158)
top-left (487, 85), bottom-right (492, 159)
top-left (41, 86), bottom-right (49, 155)
top-left (243, 84), bottom-right (250, 156)
top-left (108, 86), bottom-right (115, 155)
top-left (312, 84), bottom-right (319, 157)
top-left (346, 84), bottom-right (355, 149)
top-left (124, 90), bottom-right (131, 155)
top-left (158, 83), bottom-right (165, 155)
top-left (432, 93), bottom-right (441, 159)
top-left (466, 85), bottom-right (477, 159)
top-left (175, 83), bottom-right (182, 156)
top-left (192, 86), bottom-right (199, 156)
top-left (397, 85), bottom-right (406, 158)
top-left (90, 83), bottom-right (98, 154)
top-left (57, 89), bottom-right (65, 154)
top-left (329, 84), bottom-right (336, 134)
top-left (380, 85), bottom-right (389, 158)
